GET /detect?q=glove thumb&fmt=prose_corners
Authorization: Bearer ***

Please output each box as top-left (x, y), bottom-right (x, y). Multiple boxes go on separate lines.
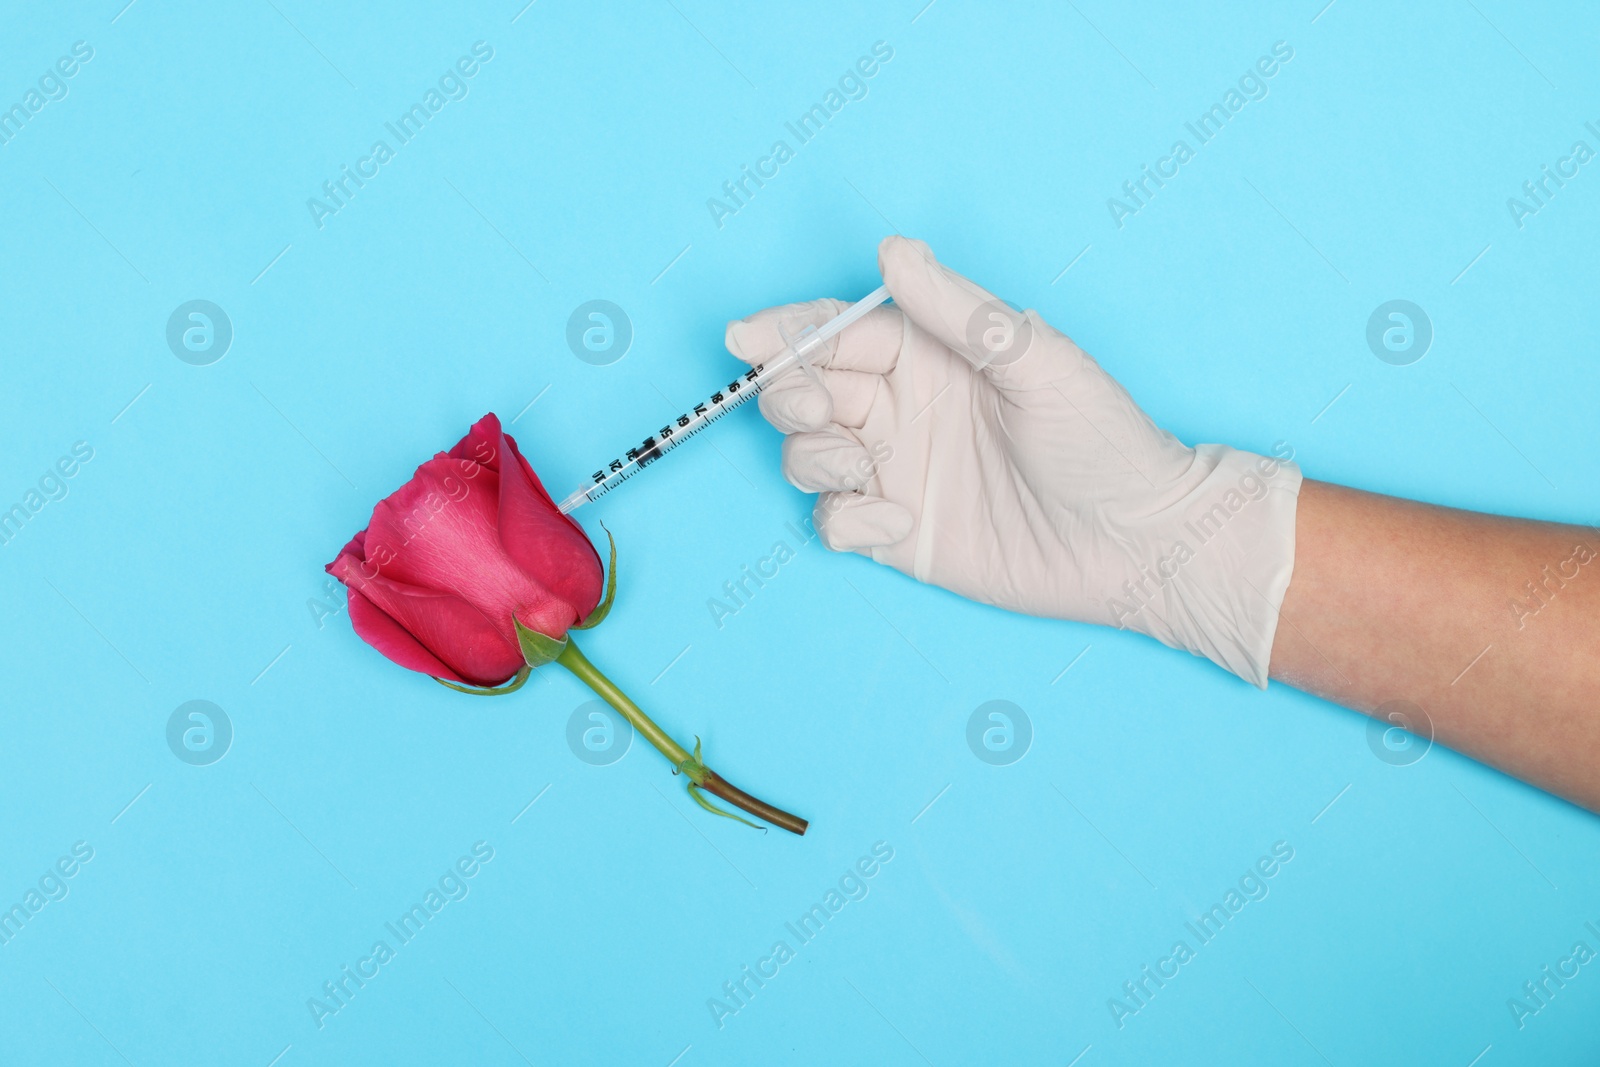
top-left (878, 235), bottom-right (1066, 389)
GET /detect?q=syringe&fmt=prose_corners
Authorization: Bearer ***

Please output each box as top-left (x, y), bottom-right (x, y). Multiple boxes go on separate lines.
top-left (557, 285), bottom-right (891, 514)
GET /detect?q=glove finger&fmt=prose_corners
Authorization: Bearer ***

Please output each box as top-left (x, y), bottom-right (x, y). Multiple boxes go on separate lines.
top-left (756, 370), bottom-right (832, 433)
top-left (726, 302), bottom-right (901, 373)
top-left (813, 492), bottom-right (914, 552)
top-left (878, 235), bottom-right (1061, 388)
top-left (815, 367), bottom-right (880, 428)
top-left (825, 304), bottom-right (902, 373)
top-left (753, 364), bottom-right (881, 433)
top-left (782, 428), bottom-right (877, 494)
top-left (725, 299), bottom-right (840, 365)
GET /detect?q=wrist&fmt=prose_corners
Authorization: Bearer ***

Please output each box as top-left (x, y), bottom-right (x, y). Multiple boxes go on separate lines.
top-left (1097, 442), bottom-right (1303, 687)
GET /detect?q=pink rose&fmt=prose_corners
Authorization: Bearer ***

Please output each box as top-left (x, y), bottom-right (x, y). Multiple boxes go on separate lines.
top-left (327, 413), bottom-right (603, 687)
top-left (325, 411), bottom-right (806, 835)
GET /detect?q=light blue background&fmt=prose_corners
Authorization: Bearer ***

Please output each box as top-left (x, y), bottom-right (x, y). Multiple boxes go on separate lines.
top-left (2, 1), bottom-right (1598, 1064)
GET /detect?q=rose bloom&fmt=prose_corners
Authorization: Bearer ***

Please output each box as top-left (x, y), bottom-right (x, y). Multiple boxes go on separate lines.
top-left (327, 414), bottom-right (602, 687)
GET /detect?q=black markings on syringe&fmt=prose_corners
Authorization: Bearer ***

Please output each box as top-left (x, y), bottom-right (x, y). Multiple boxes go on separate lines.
top-left (588, 366), bottom-right (764, 492)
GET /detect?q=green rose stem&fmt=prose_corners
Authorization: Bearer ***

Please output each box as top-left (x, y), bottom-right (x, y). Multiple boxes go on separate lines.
top-left (556, 639), bottom-right (812, 838)
top-left (555, 639), bottom-right (809, 837)
top-left (438, 532), bottom-right (807, 836)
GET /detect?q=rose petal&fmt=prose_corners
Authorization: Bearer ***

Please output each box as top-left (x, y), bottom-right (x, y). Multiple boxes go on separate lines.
top-left (444, 413), bottom-right (603, 624)
top-left (448, 413), bottom-right (506, 473)
top-left (337, 529), bottom-right (368, 559)
top-left (363, 455), bottom-right (577, 639)
top-left (493, 425), bottom-right (604, 624)
top-left (333, 560), bottom-right (524, 686)
top-left (343, 586), bottom-right (465, 682)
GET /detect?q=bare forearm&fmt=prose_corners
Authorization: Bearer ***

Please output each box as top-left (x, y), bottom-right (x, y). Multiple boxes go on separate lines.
top-left (1269, 479), bottom-right (1600, 809)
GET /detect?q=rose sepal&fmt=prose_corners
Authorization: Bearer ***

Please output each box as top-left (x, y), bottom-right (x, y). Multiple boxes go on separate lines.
top-left (514, 617), bottom-right (569, 667)
top-left (678, 737), bottom-right (766, 831)
top-left (434, 665), bottom-right (532, 696)
top-left (572, 526), bottom-right (616, 631)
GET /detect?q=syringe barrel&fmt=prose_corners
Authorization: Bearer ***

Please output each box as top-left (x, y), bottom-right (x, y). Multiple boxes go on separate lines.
top-left (559, 285), bottom-right (892, 515)
top-left (816, 284), bottom-right (890, 344)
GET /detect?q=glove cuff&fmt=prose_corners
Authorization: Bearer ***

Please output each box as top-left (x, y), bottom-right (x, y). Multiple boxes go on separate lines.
top-left (1107, 443), bottom-right (1302, 688)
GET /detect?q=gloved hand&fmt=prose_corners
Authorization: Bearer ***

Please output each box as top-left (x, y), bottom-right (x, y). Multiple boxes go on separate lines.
top-left (724, 236), bottom-right (1303, 687)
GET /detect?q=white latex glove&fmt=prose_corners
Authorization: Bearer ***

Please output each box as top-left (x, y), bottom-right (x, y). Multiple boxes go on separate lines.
top-left (724, 236), bottom-right (1303, 687)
